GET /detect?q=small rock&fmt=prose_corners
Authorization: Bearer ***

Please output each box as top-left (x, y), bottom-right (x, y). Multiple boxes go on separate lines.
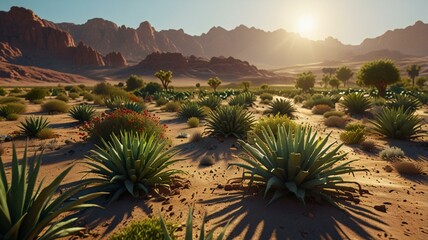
top-left (374, 204), bottom-right (387, 212)
top-left (384, 165), bottom-right (393, 172)
top-left (64, 139), bottom-right (74, 145)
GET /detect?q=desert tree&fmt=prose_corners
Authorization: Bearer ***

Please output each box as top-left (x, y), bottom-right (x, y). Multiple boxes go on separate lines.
top-left (154, 70), bottom-right (173, 90)
top-left (336, 66), bottom-right (353, 88)
top-left (406, 64), bottom-right (421, 87)
top-left (242, 81), bottom-right (250, 92)
top-left (126, 74), bottom-right (144, 91)
top-left (322, 67), bottom-right (336, 77)
top-left (260, 84), bottom-right (269, 90)
top-left (329, 77), bottom-right (340, 89)
top-left (295, 71), bottom-right (316, 92)
top-left (208, 77), bottom-right (222, 92)
top-left (357, 59), bottom-right (400, 97)
top-left (321, 74), bottom-right (331, 89)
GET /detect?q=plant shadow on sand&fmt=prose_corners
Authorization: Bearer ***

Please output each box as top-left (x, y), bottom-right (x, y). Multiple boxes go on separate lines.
top-left (175, 137), bottom-right (241, 166)
top-left (201, 191), bottom-right (387, 239)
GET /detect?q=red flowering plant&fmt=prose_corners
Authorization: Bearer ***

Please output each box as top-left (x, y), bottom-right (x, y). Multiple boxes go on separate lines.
top-left (80, 109), bottom-right (167, 143)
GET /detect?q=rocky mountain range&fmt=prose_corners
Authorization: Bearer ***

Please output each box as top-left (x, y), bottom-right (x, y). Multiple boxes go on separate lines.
top-left (58, 17), bottom-right (428, 67)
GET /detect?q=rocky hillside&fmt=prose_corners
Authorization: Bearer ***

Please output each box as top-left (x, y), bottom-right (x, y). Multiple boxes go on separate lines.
top-left (0, 7), bottom-right (127, 68)
top-left (115, 52), bottom-right (275, 79)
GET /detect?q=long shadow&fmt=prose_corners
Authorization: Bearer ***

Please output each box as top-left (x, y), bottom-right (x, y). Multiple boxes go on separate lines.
top-left (201, 191), bottom-right (386, 239)
top-left (386, 139), bottom-right (428, 160)
top-left (38, 141), bottom-right (94, 165)
top-left (76, 195), bottom-right (153, 238)
top-left (175, 136), bottom-right (242, 165)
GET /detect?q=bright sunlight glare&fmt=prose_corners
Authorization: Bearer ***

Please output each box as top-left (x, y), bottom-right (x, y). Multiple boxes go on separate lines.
top-left (297, 15), bottom-right (315, 37)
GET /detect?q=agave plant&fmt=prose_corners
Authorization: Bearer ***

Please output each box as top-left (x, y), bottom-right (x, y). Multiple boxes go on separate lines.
top-left (386, 94), bottom-right (421, 113)
top-left (122, 101), bottom-right (145, 113)
top-left (340, 92), bottom-right (372, 115)
top-left (19, 116), bottom-right (50, 137)
top-left (370, 107), bottom-right (426, 139)
top-left (265, 98), bottom-right (296, 118)
top-left (228, 92), bottom-right (256, 108)
top-left (160, 206), bottom-right (230, 240)
top-left (178, 101), bottom-right (205, 119)
top-left (231, 125), bottom-right (367, 205)
top-left (84, 131), bottom-right (183, 202)
top-left (104, 96), bottom-right (126, 110)
top-left (0, 143), bottom-right (104, 240)
top-left (198, 95), bottom-right (222, 110)
top-left (68, 104), bottom-right (96, 123)
top-left (205, 105), bottom-right (255, 138)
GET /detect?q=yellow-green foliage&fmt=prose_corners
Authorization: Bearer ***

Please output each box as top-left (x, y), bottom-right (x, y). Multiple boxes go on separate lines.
top-left (187, 117), bottom-right (200, 128)
top-left (163, 101), bottom-right (181, 112)
top-left (110, 217), bottom-right (176, 240)
top-left (41, 99), bottom-right (70, 113)
top-left (311, 104), bottom-right (332, 115)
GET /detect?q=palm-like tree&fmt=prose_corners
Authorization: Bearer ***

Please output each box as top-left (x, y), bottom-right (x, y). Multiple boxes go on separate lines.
top-left (406, 64), bottom-right (421, 87)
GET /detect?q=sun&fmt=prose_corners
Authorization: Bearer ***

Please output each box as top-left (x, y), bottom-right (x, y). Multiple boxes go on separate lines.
top-left (297, 15), bottom-right (315, 37)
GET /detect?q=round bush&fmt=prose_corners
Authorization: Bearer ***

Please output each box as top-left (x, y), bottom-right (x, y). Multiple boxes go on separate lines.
top-left (25, 88), bottom-right (48, 101)
top-left (323, 111), bottom-right (345, 118)
top-left (259, 93), bottom-right (273, 101)
top-left (55, 93), bottom-right (69, 102)
top-left (69, 92), bottom-right (80, 100)
top-left (324, 116), bottom-right (346, 128)
top-left (80, 109), bottom-right (166, 143)
top-left (187, 117), bottom-right (200, 128)
top-left (6, 113), bottom-right (19, 121)
top-left (163, 101), bottom-right (181, 112)
top-left (311, 104), bottom-right (332, 115)
top-left (41, 100), bottom-right (70, 113)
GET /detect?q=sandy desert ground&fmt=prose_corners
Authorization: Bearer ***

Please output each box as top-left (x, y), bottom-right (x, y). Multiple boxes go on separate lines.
top-left (0, 95), bottom-right (427, 240)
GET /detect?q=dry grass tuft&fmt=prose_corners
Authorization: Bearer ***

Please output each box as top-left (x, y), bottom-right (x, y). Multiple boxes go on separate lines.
top-left (392, 161), bottom-right (424, 175)
top-left (189, 131), bottom-right (203, 143)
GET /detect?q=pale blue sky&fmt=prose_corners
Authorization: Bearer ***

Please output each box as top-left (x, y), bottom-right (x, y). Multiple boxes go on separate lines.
top-left (1, 0), bottom-right (427, 45)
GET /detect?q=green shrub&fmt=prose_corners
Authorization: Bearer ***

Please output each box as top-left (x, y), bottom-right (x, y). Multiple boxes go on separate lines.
top-left (228, 92), bottom-right (256, 108)
top-left (0, 87), bottom-right (6, 96)
top-left (41, 99), bottom-right (70, 113)
top-left (156, 97), bottom-right (168, 106)
top-left (93, 95), bottom-right (104, 105)
top-left (302, 95), bottom-right (334, 109)
top-left (65, 85), bottom-right (83, 93)
top-left (259, 93), bottom-right (273, 101)
top-left (340, 128), bottom-right (365, 145)
top-left (81, 109), bottom-right (166, 143)
top-left (25, 87), bottom-right (48, 101)
top-left (324, 116), bottom-right (346, 128)
top-left (19, 116), bottom-right (50, 137)
top-left (371, 97), bottom-right (386, 106)
top-left (82, 92), bottom-right (94, 101)
top-left (386, 95), bottom-right (421, 112)
top-left (0, 96), bottom-right (24, 104)
top-left (311, 104), bottom-right (332, 115)
top-left (248, 114), bottom-right (295, 142)
top-left (69, 104), bottom-right (96, 123)
top-left (198, 95), bottom-right (222, 110)
top-left (205, 105), bottom-right (255, 138)
top-left (370, 107), bottom-right (426, 139)
top-left (163, 101), bottom-right (181, 112)
top-left (50, 87), bottom-right (65, 96)
top-left (93, 82), bottom-right (128, 98)
top-left (178, 102), bottom-right (205, 119)
top-left (379, 146), bottom-right (405, 160)
top-left (323, 110), bottom-right (345, 118)
top-left (187, 117), bottom-right (200, 128)
top-left (69, 92), bottom-right (80, 100)
top-left (0, 103), bottom-right (26, 117)
top-left (110, 217), bottom-right (176, 240)
top-left (265, 98), bottom-right (296, 118)
top-left (5, 113), bottom-right (19, 121)
top-left (55, 93), bottom-right (69, 102)
top-left (84, 131), bottom-right (182, 202)
top-left (340, 93), bottom-right (372, 115)
top-left (345, 122), bottom-right (365, 132)
top-left (231, 125), bottom-right (367, 205)
top-left (36, 128), bottom-right (56, 139)
top-left (135, 82), bottom-right (163, 98)
top-left (126, 75), bottom-right (144, 91)
top-left (10, 87), bottom-right (22, 94)
top-left (0, 143), bottom-right (103, 239)
top-left (31, 99), bottom-right (44, 104)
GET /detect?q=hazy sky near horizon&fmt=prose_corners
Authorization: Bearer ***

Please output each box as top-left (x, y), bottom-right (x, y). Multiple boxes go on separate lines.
top-left (1, 0), bottom-right (427, 45)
